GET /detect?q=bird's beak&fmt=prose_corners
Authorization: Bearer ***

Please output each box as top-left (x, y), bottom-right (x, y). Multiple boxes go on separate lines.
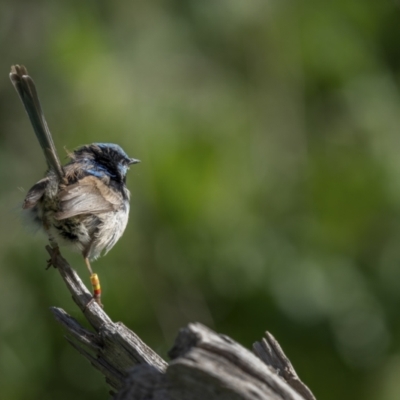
top-left (128, 158), bottom-right (141, 165)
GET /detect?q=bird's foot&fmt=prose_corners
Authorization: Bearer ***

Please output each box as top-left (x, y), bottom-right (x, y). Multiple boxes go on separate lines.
top-left (46, 246), bottom-right (60, 270)
top-left (84, 296), bottom-right (104, 311)
top-left (82, 273), bottom-right (104, 311)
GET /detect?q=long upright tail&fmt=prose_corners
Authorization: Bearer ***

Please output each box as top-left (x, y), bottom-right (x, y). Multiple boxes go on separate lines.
top-left (10, 65), bottom-right (64, 180)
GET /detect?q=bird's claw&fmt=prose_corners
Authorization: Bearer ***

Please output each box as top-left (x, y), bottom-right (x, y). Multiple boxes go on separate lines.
top-left (46, 246), bottom-right (60, 269)
top-left (84, 297), bottom-right (104, 311)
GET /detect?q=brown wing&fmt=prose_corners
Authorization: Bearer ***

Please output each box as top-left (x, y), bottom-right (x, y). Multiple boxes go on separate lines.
top-left (54, 175), bottom-right (122, 220)
top-left (23, 177), bottom-right (49, 209)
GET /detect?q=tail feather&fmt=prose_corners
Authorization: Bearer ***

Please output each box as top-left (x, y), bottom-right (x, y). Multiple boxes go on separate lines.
top-left (10, 65), bottom-right (64, 180)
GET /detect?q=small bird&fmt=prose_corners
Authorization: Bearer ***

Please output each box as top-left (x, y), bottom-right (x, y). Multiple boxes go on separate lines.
top-left (10, 65), bottom-right (140, 307)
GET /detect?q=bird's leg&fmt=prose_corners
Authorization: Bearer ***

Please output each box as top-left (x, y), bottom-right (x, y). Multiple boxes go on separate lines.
top-left (84, 257), bottom-right (103, 307)
top-left (46, 246), bottom-right (60, 270)
top-left (44, 222), bottom-right (60, 269)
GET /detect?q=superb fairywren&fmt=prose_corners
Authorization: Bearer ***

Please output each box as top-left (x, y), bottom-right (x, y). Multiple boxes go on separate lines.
top-left (10, 65), bottom-right (140, 306)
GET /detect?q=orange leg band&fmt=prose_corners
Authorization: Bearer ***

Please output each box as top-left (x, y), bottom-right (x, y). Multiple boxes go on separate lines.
top-left (90, 273), bottom-right (102, 302)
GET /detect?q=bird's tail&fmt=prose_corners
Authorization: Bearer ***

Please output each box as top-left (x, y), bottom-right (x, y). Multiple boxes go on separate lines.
top-left (10, 65), bottom-right (64, 180)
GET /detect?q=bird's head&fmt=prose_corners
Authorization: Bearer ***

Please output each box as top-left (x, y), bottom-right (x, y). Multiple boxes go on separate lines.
top-left (72, 143), bottom-right (140, 182)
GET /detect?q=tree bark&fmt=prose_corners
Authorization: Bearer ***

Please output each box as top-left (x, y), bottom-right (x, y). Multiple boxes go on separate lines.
top-left (47, 246), bottom-right (316, 400)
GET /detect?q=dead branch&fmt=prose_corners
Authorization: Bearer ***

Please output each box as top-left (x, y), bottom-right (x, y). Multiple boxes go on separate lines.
top-left (47, 246), bottom-right (315, 400)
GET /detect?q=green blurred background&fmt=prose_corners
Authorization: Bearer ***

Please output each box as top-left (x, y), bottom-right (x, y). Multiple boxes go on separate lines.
top-left (1, 1), bottom-right (400, 399)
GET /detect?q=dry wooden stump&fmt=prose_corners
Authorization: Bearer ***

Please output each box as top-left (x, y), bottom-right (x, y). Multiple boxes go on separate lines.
top-left (47, 246), bottom-right (316, 400)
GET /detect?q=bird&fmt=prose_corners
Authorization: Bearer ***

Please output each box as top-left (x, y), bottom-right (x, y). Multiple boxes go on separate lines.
top-left (9, 65), bottom-right (140, 307)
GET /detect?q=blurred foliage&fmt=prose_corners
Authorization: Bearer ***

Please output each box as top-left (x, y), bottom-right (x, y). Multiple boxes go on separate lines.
top-left (1, 1), bottom-right (400, 399)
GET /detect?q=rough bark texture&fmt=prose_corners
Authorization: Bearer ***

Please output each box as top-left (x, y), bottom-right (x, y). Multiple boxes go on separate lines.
top-left (47, 246), bottom-right (316, 400)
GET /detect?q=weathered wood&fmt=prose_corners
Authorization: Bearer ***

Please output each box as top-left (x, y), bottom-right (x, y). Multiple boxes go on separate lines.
top-left (47, 246), bottom-right (168, 391)
top-left (253, 333), bottom-right (316, 400)
top-left (48, 247), bottom-right (315, 400)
